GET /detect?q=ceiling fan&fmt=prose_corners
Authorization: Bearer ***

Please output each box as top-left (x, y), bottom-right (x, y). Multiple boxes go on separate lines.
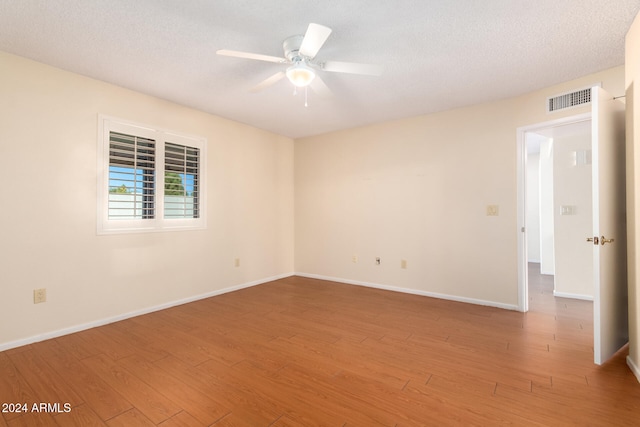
top-left (216, 23), bottom-right (381, 96)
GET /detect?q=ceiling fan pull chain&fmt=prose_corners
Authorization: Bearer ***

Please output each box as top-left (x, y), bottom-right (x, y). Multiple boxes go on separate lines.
top-left (305, 86), bottom-right (309, 107)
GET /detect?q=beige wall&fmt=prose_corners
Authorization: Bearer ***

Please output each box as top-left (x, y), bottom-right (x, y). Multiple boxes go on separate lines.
top-left (553, 132), bottom-right (593, 299)
top-left (626, 12), bottom-right (640, 379)
top-left (0, 51), bottom-right (295, 349)
top-left (295, 66), bottom-right (624, 308)
top-left (0, 47), bottom-right (630, 353)
top-left (539, 137), bottom-right (556, 275)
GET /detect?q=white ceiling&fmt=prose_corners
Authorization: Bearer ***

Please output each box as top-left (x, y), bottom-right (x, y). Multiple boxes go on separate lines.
top-left (1, 1), bottom-right (638, 139)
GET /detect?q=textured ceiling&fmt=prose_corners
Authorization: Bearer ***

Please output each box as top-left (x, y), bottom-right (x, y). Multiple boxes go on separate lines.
top-left (0, 1), bottom-right (638, 139)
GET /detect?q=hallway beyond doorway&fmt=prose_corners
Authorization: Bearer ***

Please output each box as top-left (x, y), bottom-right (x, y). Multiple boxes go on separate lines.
top-left (528, 262), bottom-right (593, 329)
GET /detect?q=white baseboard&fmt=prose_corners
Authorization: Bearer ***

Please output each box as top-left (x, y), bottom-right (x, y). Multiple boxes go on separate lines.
top-left (627, 355), bottom-right (640, 384)
top-left (0, 273), bottom-right (294, 352)
top-left (553, 290), bottom-right (594, 301)
top-left (295, 272), bottom-right (519, 311)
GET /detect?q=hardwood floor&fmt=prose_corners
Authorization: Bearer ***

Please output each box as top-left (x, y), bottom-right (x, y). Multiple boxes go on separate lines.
top-left (2, 268), bottom-right (640, 426)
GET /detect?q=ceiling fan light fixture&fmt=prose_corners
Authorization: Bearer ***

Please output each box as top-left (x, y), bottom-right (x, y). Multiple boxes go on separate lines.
top-left (286, 61), bottom-right (315, 87)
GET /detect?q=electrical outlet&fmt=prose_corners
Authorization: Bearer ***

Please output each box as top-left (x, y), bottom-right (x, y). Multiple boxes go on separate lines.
top-left (401, 259), bottom-right (407, 269)
top-left (33, 288), bottom-right (46, 304)
top-left (375, 257), bottom-right (381, 265)
top-left (234, 258), bottom-right (240, 267)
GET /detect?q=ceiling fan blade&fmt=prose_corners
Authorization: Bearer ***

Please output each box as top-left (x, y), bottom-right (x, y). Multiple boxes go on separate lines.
top-left (249, 71), bottom-right (286, 92)
top-left (217, 49), bottom-right (285, 64)
top-left (299, 23), bottom-right (332, 59)
top-left (310, 75), bottom-right (333, 98)
top-left (322, 60), bottom-right (382, 76)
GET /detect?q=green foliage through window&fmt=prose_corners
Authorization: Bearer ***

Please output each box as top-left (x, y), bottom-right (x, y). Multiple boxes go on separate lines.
top-left (164, 172), bottom-right (186, 196)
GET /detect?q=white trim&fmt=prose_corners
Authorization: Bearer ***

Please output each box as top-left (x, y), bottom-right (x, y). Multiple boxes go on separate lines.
top-left (295, 273), bottom-right (519, 311)
top-left (0, 273), bottom-right (294, 352)
top-left (516, 128), bottom-right (528, 312)
top-left (552, 291), bottom-right (594, 301)
top-left (516, 112), bottom-right (592, 313)
top-left (627, 356), bottom-right (640, 384)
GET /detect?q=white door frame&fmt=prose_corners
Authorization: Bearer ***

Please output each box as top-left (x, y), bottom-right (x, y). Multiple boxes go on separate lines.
top-left (516, 112), bottom-right (592, 312)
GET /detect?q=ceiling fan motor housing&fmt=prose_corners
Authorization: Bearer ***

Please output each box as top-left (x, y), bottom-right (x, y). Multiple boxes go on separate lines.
top-left (283, 35), bottom-right (305, 62)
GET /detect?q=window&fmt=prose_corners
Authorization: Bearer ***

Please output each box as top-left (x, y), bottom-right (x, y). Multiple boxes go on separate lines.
top-left (164, 142), bottom-right (200, 219)
top-left (97, 115), bottom-right (206, 234)
top-left (108, 132), bottom-right (156, 220)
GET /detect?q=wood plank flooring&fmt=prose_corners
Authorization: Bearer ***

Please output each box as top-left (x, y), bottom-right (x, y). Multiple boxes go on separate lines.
top-left (2, 266), bottom-right (640, 426)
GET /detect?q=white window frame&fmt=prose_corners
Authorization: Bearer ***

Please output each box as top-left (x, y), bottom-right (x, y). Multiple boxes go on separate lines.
top-left (97, 115), bottom-right (207, 234)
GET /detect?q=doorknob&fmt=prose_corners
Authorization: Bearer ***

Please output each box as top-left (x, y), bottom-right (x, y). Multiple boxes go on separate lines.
top-left (601, 236), bottom-right (615, 245)
top-left (587, 236), bottom-right (599, 245)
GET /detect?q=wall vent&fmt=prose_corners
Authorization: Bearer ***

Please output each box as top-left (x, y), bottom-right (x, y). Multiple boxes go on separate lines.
top-left (547, 88), bottom-right (592, 113)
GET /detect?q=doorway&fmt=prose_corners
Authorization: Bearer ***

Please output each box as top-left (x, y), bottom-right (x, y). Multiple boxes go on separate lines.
top-left (516, 112), bottom-right (592, 312)
top-left (518, 88), bottom-right (628, 365)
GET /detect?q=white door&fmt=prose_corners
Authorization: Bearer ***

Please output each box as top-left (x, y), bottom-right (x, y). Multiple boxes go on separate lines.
top-left (592, 86), bottom-right (628, 365)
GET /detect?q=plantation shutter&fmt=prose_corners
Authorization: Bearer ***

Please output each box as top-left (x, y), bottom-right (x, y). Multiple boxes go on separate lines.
top-left (108, 132), bottom-right (156, 219)
top-left (164, 142), bottom-right (200, 219)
